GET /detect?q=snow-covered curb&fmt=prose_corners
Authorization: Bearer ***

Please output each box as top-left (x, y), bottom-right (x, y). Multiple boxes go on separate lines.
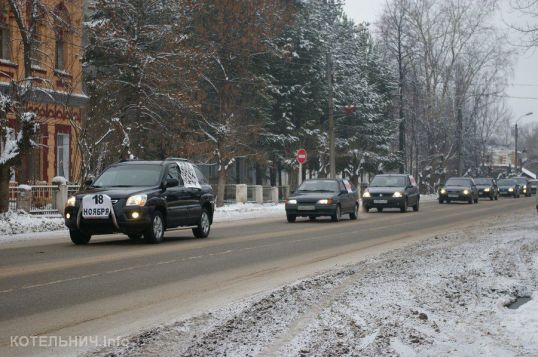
top-left (0, 211), bottom-right (64, 237)
top-left (0, 203), bottom-right (287, 243)
top-left (94, 211), bottom-right (538, 356)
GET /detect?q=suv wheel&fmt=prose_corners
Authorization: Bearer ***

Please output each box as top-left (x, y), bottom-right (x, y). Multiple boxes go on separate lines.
top-left (193, 208), bottom-right (211, 238)
top-left (70, 229), bottom-right (91, 245)
top-left (287, 214), bottom-right (296, 223)
top-left (144, 211), bottom-right (165, 244)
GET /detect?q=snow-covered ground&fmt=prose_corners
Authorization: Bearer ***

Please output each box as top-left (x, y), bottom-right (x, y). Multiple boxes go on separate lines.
top-left (93, 211), bottom-right (538, 356)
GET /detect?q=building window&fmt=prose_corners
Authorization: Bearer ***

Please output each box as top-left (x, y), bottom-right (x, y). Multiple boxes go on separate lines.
top-left (56, 133), bottom-right (70, 180)
top-left (0, 3), bottom-right (9, 61)
top-left (55, 34), bottom-right (65, 70)
top-left (0, 24), bottom-right (9, 60)
top-left (30, 27), bottom-right (41, 67)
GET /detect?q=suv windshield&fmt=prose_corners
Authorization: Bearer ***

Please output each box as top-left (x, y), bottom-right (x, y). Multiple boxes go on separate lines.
top-left (497, 179), bottom-right (516, 186)
top-left (445, 178), bottom-right (471, 187)
top-left (298, 180), bottom-right (339, 192)
top-left (93, 165), bottom-right (163, 187)
top-left (370, 176), bottom-right (407, 187)
top-left (474, 178), bottom-right (492, 185)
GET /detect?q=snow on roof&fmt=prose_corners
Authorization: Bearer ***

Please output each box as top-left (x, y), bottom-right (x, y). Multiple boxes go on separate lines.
top-left (522, 167), bottom-right (537, 179)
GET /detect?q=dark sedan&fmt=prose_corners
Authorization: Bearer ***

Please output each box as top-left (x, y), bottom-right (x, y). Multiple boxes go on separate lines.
top-left (497, 179), bottom-right (520, 198)
top-left (362, 174), bottom-right (420, 213)
top-left (474, 177), bottom-right (498, 201)
top-left (513, 177), bottom-right (532, 197)
top-left (438, 177), bottom-right (479, 204)
top-left (529, 179), bottom-right (538, 195)
top-left (285, 179), bottom-right (359, 222)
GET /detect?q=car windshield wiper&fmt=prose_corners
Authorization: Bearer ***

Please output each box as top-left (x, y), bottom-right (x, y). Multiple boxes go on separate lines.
top-left (109, 185), bottom-right (135, 188)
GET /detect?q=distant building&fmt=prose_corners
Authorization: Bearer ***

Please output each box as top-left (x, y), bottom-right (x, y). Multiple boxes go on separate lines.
top-left (1, 1), bottom-right (86, 183)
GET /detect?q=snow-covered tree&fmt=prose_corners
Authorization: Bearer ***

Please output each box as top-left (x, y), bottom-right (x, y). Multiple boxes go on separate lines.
top-left (0, 1), bottom-right (50, 213)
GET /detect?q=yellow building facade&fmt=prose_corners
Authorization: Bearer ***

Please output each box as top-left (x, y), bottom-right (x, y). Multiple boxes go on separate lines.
top-left (1, 0), bottom-right (86, 183)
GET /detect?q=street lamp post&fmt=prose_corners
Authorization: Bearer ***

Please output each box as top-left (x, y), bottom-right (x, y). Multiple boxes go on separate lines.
top-left (515, 112), bottom-right (533, 173)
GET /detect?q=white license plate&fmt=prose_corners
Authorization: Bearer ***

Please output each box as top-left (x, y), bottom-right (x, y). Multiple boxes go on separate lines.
top-left (82, 194), bottom-right (113, 219)
top-left (298, 205), bottom-right (316, 211)
top-left (448, 194), bottom-right (459, 198)
top-left (374, 200), bottom-right (388, 204)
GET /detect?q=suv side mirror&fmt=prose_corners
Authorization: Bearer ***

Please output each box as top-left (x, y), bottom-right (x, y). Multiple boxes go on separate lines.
top-left (166, 178), bottom-right (179, 188)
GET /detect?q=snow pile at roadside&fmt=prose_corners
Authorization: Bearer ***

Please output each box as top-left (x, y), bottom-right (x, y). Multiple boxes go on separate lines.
top-left (213, 203), bottom-right (285, 223)
top-left (96, 212), bottom-right (538, 356)
top-left (0, 211), bottom-right (64, 237)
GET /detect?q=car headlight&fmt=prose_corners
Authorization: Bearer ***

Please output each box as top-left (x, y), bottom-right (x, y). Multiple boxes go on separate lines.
top-left (484, 188), bottom-right (490, 192)
top-left (287, 199), bottom-right (297, 205)
top-left (393, 192), bottom-right (403, 198)
top-left (126, 194), bottom-right (147, 206)
top-left (363, 191), bottom-right (371, 198)
top-left (440, 188), bottom-right (447, 194)
top-left (463, 189), bottom-right (470, 195)
top-left (66, 196), bottom-right (76, 207)
top-left (317, 198), bottom-right (334, 205)
top-left (508, 188), bottom-right (514, 192)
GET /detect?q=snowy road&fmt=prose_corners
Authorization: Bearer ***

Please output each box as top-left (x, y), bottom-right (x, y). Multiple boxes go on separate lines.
top-left (0, 197), bottom-right (535, 356)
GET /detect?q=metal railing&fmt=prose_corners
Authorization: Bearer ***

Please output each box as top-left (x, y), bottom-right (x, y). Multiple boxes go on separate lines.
top-left (29, 185), bottom-right (58, 215)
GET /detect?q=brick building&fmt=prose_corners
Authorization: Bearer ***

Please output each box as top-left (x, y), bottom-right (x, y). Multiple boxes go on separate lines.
top-left (1, 0), bottom-right (86, 183)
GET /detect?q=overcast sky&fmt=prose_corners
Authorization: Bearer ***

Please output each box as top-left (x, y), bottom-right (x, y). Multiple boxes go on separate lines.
top-left (343, 0), bottom-right (538, 127)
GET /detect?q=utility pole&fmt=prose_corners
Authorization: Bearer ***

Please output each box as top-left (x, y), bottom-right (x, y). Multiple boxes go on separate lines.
top-left (513, 112), bottom-right (533, 174)
top-left (327, 50), bottom-right (335, 179)
top-left (456, 63), bottom-right (464, 176)
top-left (515, 122), bottom-right (518, 173)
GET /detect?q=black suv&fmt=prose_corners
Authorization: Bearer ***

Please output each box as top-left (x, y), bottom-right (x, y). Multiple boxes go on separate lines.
top-left (64, 159), bottom-right (215, 244)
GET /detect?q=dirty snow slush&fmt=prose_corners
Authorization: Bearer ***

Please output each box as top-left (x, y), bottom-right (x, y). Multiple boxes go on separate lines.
top-left (93, 211), bottom-right (538, 356)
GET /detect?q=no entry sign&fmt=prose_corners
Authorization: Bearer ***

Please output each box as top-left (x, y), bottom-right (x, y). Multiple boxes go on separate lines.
top-left (296, 149), bottom-right (307, 165)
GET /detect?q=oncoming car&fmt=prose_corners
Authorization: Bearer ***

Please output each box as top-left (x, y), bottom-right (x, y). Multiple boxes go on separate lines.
top-left (285, 179), bottom-right (359, 222)
top-left (64, 159), bottom-right (215, 244)
top-left (497, 179), bottom-right (520, 198)
top-left (362, 174), bottom-right (420, 213)
top-left (513, 177), bottom-right (532, 197)
top-left (529, 179), bottom-right (538, 195)
top-left (474, 178), bottom-right (498, 201)
top-left (438, 177), bottom-right (479, 204)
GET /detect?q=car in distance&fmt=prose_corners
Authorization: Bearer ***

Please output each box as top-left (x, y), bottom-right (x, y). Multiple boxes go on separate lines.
top-left (438, 177), bottom-right (479, 204)
top-left (362, 174), bottom-right (420, 213)
top-left (474, 177), bottom-right (498, 201)
top-left (513, 177), bottom-right (532, 197)
top-left (64, 159), bottom-right (215, 244)
top-left (529, 179), bottom-right (538, 195)
top-left (285, 179), bottom-right (359, 222)
top-left (497, 178), bottom-right (520, 198)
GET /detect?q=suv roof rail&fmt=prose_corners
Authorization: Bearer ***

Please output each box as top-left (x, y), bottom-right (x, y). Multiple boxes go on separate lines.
top-left (166, 157), bottom-right (189, 162)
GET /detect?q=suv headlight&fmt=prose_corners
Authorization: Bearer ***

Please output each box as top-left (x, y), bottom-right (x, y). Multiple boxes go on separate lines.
top-left (317, 198), bottom-right (334, 205)
top-left (463, 189), bottom-right (470, 195)
top-left (287, 199), bottom-right (297, 205)
top-left (363, 191), bottom-right (371, 198)
top-left (126, 194), bottom-right (147, 206)
top-left (66, 196), bottom-right (76, 207)
top-left (393, 192), bottom-right (403, 198)
top-left (440, 188), bottom-right (447, 194)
